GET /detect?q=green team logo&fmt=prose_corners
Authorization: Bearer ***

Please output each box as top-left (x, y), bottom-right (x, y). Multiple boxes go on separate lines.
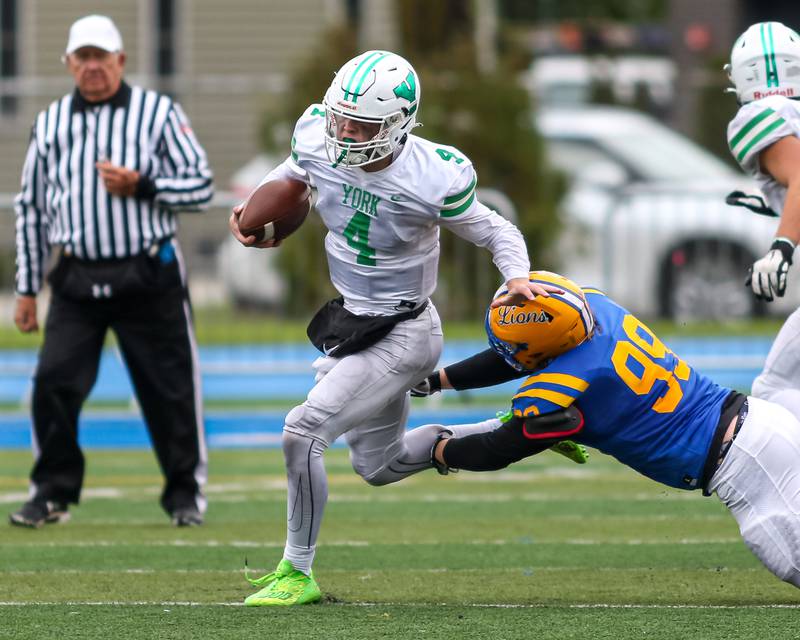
top-left (393, 72), bottom-right (418, 115)
top-left (341, 183), bottom-right (380, 265)
top-left (341, 183), bottom-right (380, 217)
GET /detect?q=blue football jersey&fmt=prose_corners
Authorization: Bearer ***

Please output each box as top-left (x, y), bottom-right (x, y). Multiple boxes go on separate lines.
top-left (511, 290), bottom-right (731, 490)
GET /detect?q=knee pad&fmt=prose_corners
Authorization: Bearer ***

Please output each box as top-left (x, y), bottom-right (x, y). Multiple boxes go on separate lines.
top-left (354, 423), bottom-right (449, 486)
top-left (284, 403), bottom-right (332, 444)
top-left (282, 428), bottom-right (327, 473)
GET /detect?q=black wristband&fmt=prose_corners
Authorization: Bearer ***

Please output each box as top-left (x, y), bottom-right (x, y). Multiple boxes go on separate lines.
top-left (135, 175), bottom-right (157, 200)
top-left (427, 370), bottom-right (442, 393)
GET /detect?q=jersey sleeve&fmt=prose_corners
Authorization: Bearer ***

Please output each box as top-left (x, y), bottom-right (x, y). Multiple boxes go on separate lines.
top-left (439, 160), bottom-right (478, 218)
top-left (727, 97), bottom-right (795, 174)
top-left (511, 352), bottom-right (593, 418)
top-left (433, 148), bottom-right (530, 281)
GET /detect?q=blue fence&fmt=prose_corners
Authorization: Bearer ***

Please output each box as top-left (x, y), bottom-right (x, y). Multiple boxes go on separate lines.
top-left (0, 337), bottom-right (771, 449)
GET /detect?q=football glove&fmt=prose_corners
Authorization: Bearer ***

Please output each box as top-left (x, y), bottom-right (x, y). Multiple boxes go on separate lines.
top-left (410, 371), bottom-right (442, 397)
top-left (746, 237), bottom-right (796, 301)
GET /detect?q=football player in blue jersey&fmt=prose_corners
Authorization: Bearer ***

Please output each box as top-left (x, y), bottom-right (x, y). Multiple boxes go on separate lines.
top-left (412, 271), bottom-right (800, 589)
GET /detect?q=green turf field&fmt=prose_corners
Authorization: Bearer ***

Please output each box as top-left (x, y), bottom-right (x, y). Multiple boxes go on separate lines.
top-left (1, 448), bottom-right (798, 640)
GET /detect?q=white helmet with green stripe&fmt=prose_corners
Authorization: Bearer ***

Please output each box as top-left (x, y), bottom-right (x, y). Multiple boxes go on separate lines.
top-left (323, 50), bottom-right (420, 168)
top-left (726, 21), bottom-right (800, 104)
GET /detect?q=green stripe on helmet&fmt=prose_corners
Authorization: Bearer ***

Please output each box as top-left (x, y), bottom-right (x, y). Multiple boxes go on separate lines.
top-left (350, 52), bottom-right (390, 104)
top-left (729, 108), bottom-right (775, 149)
top-left (343, 52), bottom-right (382, 102)
top-left (760, 23), bottom-right (780, 88)
top-left (768, 22), bottom-right (780, 87)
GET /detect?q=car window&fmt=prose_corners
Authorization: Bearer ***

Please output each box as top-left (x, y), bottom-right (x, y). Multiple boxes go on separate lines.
top-left (597, 126), bottom-right (735, 181)
top-left (545, 139), bottom-right (628, 180)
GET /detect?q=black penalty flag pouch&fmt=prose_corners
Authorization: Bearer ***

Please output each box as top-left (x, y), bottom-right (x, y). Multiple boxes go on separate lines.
top-left (307, 296), bottom-right (428, 358)
top-left (47, 241), bottom-right (179, 301)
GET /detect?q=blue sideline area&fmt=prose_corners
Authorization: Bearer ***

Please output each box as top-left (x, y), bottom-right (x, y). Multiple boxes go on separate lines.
top-left (0, 338), bottom-right (770, 449)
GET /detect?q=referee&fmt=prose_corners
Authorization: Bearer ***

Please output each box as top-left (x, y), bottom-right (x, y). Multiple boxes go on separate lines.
top-left (10, 15), bottom-right (213, 528)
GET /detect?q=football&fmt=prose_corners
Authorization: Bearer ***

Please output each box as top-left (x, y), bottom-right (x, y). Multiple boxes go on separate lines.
top-left (238, 178), bottom-right (311, 243)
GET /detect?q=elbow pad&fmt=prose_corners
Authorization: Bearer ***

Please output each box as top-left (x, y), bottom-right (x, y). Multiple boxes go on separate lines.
top-left (521, 405), bottom-right (584, 440)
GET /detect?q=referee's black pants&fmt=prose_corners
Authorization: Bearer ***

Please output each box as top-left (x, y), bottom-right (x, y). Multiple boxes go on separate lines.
top-left (29, 251), bottom-right (206, 516)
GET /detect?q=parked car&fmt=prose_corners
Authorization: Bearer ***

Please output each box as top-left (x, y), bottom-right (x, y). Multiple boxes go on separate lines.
top-left (219, 105), bottom-right (793, 319)
top-left (539, 105), bottom-right (795, 320)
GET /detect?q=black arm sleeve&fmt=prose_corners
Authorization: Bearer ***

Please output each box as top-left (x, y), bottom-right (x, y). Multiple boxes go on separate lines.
top-left (442, 416), bottom-right (551, 471)
top-left (442, 406), bottom-right (585, 472)
top-left (444, 348), bottom-right (525, 390)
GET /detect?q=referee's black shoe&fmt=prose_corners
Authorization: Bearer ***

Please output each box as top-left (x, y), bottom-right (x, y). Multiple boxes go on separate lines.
top-left (171, 505), bottom-right (203, 527)
top-left (9, 499), bottom-right (70, 528)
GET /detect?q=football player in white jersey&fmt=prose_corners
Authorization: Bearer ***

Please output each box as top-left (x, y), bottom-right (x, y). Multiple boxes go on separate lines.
top-left (229, 50), bottom-right (560, 605)
top-left (725, 22), bottom-right (800, 418)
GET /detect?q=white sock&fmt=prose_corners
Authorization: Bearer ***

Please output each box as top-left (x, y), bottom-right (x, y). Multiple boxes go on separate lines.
top-left (283, 543), bottom-right (314, 576)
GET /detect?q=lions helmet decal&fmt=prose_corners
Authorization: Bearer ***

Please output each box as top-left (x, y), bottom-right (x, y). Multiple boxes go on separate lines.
top-left (486, 271), bottom-right (594, 372)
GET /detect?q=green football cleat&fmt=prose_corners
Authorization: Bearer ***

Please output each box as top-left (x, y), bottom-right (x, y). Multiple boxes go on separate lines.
top-left (549, 440), bottom-right (589, 464)
top-left (244, 557), bottom-right (290, 590)
top-left (496, 409), bottom-right (514, 423)
top-left (244, 559), bottom-right (321, 606)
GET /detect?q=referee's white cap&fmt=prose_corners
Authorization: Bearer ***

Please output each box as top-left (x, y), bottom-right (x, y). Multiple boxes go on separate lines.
top-left (65, 15), bottom-right (123, 54)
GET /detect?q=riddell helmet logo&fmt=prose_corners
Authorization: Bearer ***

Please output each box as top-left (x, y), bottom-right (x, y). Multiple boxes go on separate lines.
top-left (753, 88), bottom-right (795, 99)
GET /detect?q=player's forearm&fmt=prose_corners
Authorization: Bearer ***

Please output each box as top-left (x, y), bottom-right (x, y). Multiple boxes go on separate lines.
top-left (775, 179), bottom-right (800, 245)
top-left (439, 417), bottom-right (551, 471)
top-left (443, 348), bottom-right (523, 390)
top-left (443, 204), bottom-right (530, 281)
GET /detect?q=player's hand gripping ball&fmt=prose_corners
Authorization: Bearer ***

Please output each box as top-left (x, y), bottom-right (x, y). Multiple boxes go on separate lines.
top-left (238, 178), bottom-right (311, 243)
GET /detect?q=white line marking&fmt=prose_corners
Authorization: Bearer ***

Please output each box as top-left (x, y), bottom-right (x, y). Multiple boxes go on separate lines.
top-left (0, 601), bottom-right (798, 609)
top-left (0, 538), bottom-right (742, 548)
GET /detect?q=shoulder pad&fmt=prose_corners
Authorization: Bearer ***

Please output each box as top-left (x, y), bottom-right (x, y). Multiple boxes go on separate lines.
top-left (291, 104), bottom-right (327, 164)
top-left (728, 98), bottom-right (795, 171)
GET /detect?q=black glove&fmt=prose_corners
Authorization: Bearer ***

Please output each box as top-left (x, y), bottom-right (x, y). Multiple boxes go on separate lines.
top-left (746, 237), bottom-right (796, 301)
top-left (410, 370), bottom-right (442, 397)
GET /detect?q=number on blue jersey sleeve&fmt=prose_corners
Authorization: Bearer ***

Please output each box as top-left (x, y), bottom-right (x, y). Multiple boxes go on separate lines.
top-left (512, 372), bottom-right (590, 418)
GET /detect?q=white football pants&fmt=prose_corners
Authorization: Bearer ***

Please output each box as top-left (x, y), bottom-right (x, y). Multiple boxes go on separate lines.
top-left (709, 396), bottom-right (800, 587)
top-left (751, 307), bottom-right (800, 418)
top-left (279, 303), bottom-right (483, 573)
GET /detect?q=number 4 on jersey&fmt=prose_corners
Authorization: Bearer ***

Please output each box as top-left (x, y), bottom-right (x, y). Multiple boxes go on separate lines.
top-left (343, 211), bottom-right (376, 266)
top-left (436, 148), bottom-right (464, 164)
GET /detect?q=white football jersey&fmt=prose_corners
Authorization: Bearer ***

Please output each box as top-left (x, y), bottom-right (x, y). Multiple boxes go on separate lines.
top-left (727, 96), bottom-right (800, 214)
top-left (263, 104), bottom-right (530, 315)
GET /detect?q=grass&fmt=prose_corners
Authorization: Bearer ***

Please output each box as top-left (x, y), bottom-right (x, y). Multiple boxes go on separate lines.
top-left (1, 448), bottom-right (798, 639)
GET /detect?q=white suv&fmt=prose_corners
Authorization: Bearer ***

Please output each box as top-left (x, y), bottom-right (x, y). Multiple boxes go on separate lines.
top-left (539, 105), bottom-right (795, 320)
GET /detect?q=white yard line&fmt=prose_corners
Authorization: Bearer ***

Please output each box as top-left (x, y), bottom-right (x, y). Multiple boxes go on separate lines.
top-left (0, 601), bottom-right (798, 609)
top-left (0, 538), bottom-right (742, 548)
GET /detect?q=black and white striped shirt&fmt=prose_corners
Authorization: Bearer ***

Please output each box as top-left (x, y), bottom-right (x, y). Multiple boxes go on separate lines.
top-left (14, 82), bottom-right (213, 295)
